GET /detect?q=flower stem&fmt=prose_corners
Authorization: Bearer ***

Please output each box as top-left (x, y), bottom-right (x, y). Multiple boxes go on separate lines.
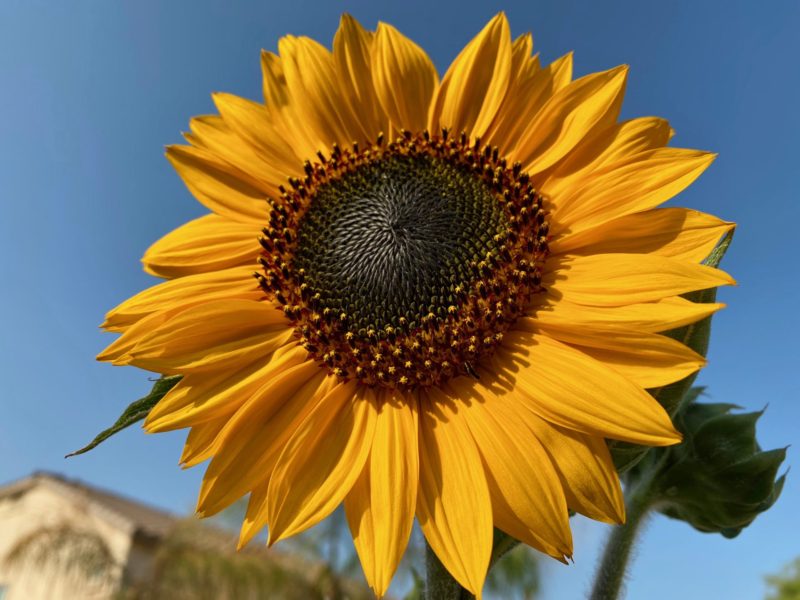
top-left (589, 481), bottom-right (654, 600)
top-left (424, 542), bottom-right (473, 600)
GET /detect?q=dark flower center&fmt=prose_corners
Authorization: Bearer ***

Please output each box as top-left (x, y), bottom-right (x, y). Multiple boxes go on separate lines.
top-left (294, 154), bottom-right (508, 333)
top-left (256, 130), bottom-right (550, 389)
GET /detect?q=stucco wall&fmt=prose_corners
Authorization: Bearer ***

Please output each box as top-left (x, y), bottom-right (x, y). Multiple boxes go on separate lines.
top-left (0, 481), bottom-right (135, 600)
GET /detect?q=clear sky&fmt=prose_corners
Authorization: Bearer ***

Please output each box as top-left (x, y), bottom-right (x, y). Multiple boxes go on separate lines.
top-left (1, 1), bottom-right (798, 598)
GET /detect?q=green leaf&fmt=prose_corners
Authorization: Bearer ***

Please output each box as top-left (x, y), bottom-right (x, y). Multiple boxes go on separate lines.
top-left (66, 375), bottom-right (181, 458)
top-left (611, 230), bottom-right (734, 472)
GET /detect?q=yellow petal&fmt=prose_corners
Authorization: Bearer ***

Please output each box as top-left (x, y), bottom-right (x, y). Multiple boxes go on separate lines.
top-left (260, 51), bottom-right (290, 110)
top-left (516, 65), bottom-right (628, 174)
top-left (518, 317), bottom-right (706, 388)
top-left (373, 22), bottom-right (439, 133)
top-left (236, 380), bottom-right (338, 548)
top-left (126, 299), bottom-right (291, 374)
top-left (97, 305), bottom-right (189, 365)
top-left (493, 331), bottom-right (681, 445)
top-left (197, 360), bottom-right (328, 518)
top-left (179, 417), bottom-right (228, 468)
top-left (417, 387), bottom-right (492, 596)
top-left (186, 115), bottom-right (287, 194)
top-left (550, 147), bottom-right (716, 237)
top-left (528, 295), bottom-right (724, 334)
top-left (449, 377), bottom-right (572, 560)
top-left (165, 145), bottom-right (270, 224)
top-left (344, 391), bottom-right (419, 598)
top-left (524, 415), bottom-right (624, 524)
top-left (334, 14), bottom-right (388, 141)
top-left (552, 207), bottom-right (735, 262)
top-left (212, 92), bottom-right (303, 178)
top-left (544, 253), bottom-right (735, 306)
top-left (239, 481), bottom-right (270, 549)
top-left (278, 35), bottom-right (362, 149)
top-left (142, 214), bottom-right (260, 279)
top-left (260, 51), bottom-right (321, 159)
top-left (102, 265), bottom-right (261, 332)
top-left (429, 13), bottom-right (512, 139)
top-left (510, 33), bottom-right (536, 81)
top-left (267, 382), bottom-right (378, 543)
top-left (542, 116), bottom-right (672, 197)
top-left (144, 344), bottom-right (308, 432)
top-left (486, 52), bottom-right (572, 155)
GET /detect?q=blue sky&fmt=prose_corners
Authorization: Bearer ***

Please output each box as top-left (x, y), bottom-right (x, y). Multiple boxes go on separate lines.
top-left (1, 1), bottom-right (798, 598)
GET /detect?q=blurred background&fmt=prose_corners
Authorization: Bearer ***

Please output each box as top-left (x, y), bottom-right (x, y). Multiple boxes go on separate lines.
top-left (1, 1), bottom-right (798, 598)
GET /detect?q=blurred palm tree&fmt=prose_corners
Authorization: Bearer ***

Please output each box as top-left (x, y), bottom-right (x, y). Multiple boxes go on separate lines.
top-left (765, 557), bottom-right (800, 600)
top-left (126, 518), bottom-right (368, 600)
top-left (4, 523), bottom-right (121, 595)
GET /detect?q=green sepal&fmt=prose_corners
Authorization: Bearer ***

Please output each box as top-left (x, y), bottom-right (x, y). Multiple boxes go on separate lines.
top-left (611, 231), bottom-right (734, 473)
top-left (66, 375), bottom-right (182, 458)
top-left (489, 529), bottom-right (521, 570)
top-left (633, 392), bottom-right (786, 538)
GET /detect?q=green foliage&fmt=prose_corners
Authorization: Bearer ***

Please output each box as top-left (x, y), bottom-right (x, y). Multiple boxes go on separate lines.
top-left (611, 230), bottom-right (734, 473)
top-left (627, 388), bottom-right (786, 538)
top-left (486, 544), bottom-right (540, 600)
top-left (211, 503), bottom-right (382, 598)
top-left (66, 375), bottom-right (181, 457)
top-left (766, 557), bottom-right (800, 600)
top-left (278, 507), bottom-right (362, 578)
top-left (126, 520), bottom-right (357, 600)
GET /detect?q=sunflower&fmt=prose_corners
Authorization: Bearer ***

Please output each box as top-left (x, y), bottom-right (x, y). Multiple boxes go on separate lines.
top-left (98, 13), bottom-right (735, 598)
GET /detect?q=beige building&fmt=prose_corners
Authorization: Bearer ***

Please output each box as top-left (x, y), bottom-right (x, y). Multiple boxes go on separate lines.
top-left (0, 471), bottom-right (177, 599)
top-left (0, 472), bottom-right (370, 600)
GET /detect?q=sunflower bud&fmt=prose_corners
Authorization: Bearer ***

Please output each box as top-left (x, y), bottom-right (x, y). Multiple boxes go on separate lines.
top-left (631, 389), bottom-right (786, 538)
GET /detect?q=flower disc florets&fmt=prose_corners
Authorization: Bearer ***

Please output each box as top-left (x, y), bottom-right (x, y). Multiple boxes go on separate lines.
top-left (256, 129), bottom-right (550, 389)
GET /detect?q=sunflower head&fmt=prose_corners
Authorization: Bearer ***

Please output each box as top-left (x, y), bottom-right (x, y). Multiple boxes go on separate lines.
top-left (99, 12), bottom-right (735, 598)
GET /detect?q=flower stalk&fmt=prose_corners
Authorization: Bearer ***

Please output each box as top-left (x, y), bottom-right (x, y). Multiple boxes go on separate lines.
top-left (590, 379), bottom-right (786, 599)
top-left (424, 531), bottom-right (524, 599)
top-left (425, 541), bottom-right (473, 600)
top-left (589, 475), bottom-right (655, 600)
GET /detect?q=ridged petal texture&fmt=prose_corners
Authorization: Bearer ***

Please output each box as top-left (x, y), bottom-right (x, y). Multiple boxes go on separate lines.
top-left (98, 12), bottom-right (734, 598)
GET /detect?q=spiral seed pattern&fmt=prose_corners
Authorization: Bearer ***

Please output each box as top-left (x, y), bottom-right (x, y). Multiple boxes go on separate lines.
top-left (255, 129), bottom-right (550, 390)
top-left (294, 153), bottom-right (508, 333)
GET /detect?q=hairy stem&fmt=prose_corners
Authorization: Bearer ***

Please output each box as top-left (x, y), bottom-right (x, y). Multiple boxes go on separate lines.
top-left (589, 482), bottom-right (654, 600)
top-left (424, 542), bottom-right (473, 600)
